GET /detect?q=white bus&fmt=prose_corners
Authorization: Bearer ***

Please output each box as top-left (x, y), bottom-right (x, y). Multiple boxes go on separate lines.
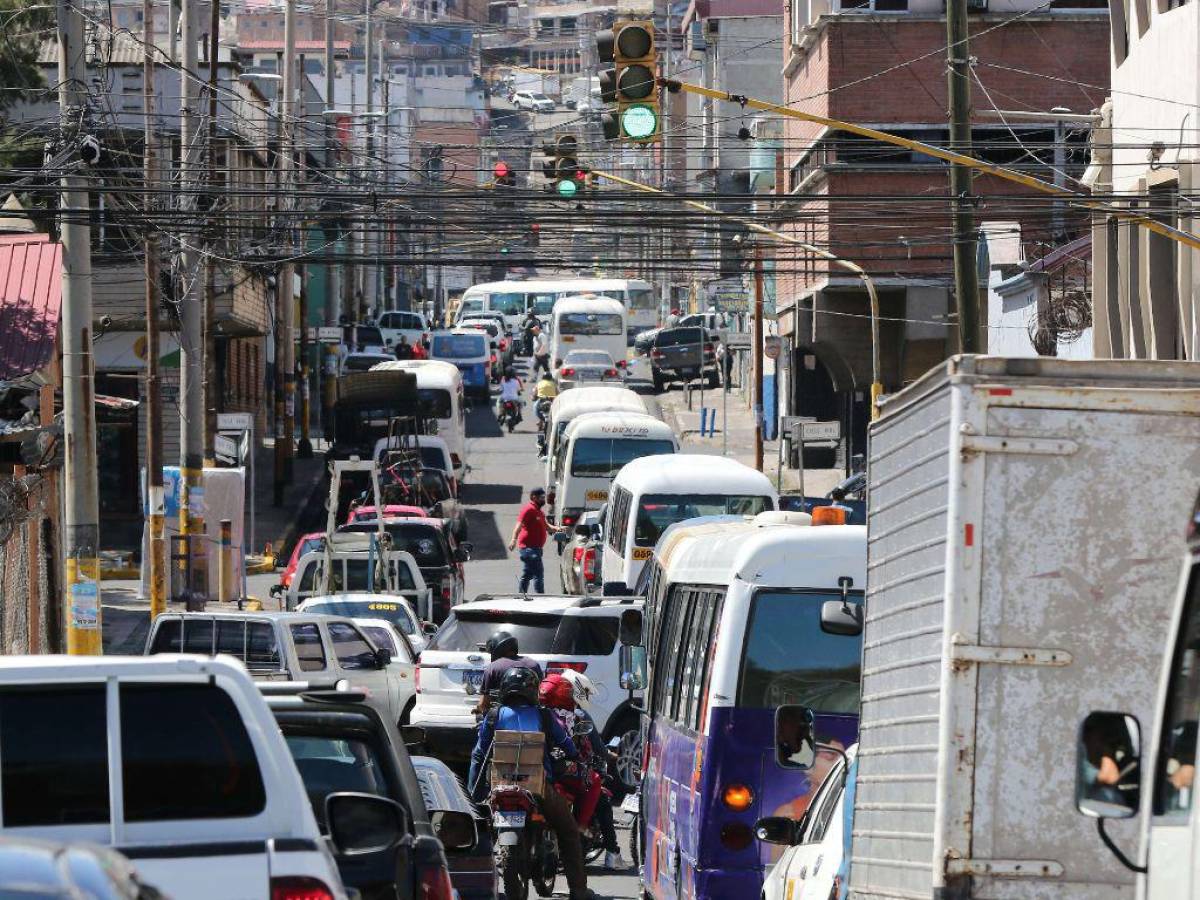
top-left (456, 278), bottom-right (657, 338)
top-left (550, 295), bottom-right (628, 366)
top-left (371, 360), bottom-right (468, 480)
top-left (600, 455), bottom-right (778, 591)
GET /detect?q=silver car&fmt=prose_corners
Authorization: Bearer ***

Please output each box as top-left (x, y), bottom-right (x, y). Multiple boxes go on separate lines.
top-left (556, 349), bottom-right (624, 390)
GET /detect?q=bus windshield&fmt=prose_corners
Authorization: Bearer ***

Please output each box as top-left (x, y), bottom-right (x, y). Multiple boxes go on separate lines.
top-left (634, 493), bottom-right (772, 547)
top-left (417, 388), bottom-right (452, 419)
top-left (532, 294), bottom-right (557, 315)
top-left (560, 312), bottom-right (624, 335)
top-left (628, 288), bottom-right (655, 310)
top-left (571, 438), bottom-right (675, 477)
top-left (489, 292), bottom-right (527, 315)
top-left (738, 590), bottom-right (863, 713)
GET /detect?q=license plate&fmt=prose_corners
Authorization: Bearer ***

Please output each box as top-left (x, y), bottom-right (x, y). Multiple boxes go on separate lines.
top-left (493, 811), bottom-right (526, 827)
top-left (462, 669), bottom-right (485, 691)
top-left (622, 794), bottom-right (640, 814)
top-left (585, 489), bottom-right (608, 501)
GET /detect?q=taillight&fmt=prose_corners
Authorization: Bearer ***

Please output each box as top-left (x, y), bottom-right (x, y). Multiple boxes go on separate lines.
top-left (704, 343), bottom-right (714, 354)
top-left (719, 822), bottom-right (754, 851)
top-left (548, 661), bottom-right (588, 674)
top-left (616, 359), bottom-right (627, 368)
top-left (415, 666), bottom-right (422, 692)
top-left (441, 584), bottom-right (452, 601)
top-left (490, 353), bottom-right (497, 364)
top-left (604, 368), bottom-right (618, 377)
top-left (561, 513), bottom-right (577, 527)
top-left (583, 547), bottom-right (597, 581)
top-left (417, 863), bottom-right (455, 900)
top-left (651, 349), bottom-right (665, 360)
top-left (573, 546), bottom-right (585, 562)
top-left (450, 453), bottom-right (461, 467)
top-left (270, 878), bottom-right (335, 900)
top-left (561, 367), bottom-right (576, 376)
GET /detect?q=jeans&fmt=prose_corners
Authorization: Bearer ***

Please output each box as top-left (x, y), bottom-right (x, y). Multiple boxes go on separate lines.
top-left (533, 353), bottom-right (551, 375)
top-left (518, 546), bottom-right (545, 593)
top-left (594, 794), bottom-right (619, 853)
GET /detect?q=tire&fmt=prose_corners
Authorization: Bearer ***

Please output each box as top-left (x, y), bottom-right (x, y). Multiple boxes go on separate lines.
top-left (499, 842), bottom-right (530, 900)
top-left (611, 718), bottom-right (643, 791)
top-left (507, 417), bottom-right (516, 433)
top-left (532, 831), bottom-right (558, 897)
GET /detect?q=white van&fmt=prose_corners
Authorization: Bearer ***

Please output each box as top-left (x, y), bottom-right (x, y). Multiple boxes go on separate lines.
top-left (372, 359), bottom-right (467, 481)
top-left (600, 454), bottom-right (778, 591)
top-left (553, 411), bottom-right (677, 528)
top-left (550, 295), bottom-right (627, 367)
top-left (543, 386), bottom-right (649, 509)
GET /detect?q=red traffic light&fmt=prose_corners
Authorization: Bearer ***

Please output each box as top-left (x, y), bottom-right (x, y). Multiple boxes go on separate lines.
top-left (494, 161), bottom-right (511, 179)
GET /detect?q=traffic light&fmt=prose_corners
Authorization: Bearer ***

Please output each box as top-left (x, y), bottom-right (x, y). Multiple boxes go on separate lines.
top-left (596, 20), bottom-right (659, 143)
top-left (493, 160), bottom-right (516, 207)
top-left (542, 134), bottom-right (581, 196)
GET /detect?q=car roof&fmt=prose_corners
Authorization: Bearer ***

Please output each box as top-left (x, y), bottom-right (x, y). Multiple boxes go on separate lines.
top-left (0, 654), bottom-right (257, 681)
top-left (612, 452), bottom-right (777, 497)
top-left (554, 295), bottom-right (624, 316)
top-left (452, 595), bottom-right (642, 615)
top-left (372, 359), bottom-right (462, 387)
top-left (549, 385), bottom-right (646, 419)
top-left (563, 411), bottom-right (675, 441)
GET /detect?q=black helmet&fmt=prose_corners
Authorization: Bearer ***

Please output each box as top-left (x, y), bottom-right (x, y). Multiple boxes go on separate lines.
top-left (486, 630), bottom-right (518, 661)
top-left (504, 367), bottom-right (516, 379)
top-left (498, 666), bottom-right (540, 706)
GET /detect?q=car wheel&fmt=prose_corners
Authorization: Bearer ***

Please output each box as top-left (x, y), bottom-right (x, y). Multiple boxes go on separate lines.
top-left (612, 718), bottom-right (643, 791)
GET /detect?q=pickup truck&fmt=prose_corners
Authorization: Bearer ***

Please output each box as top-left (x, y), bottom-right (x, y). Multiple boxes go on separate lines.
top-left (144, 610), bottom-right (416, 727)
top-left (649, 326), bottom-right (720, 391)
top-left (284, 534), bottom-right (431, 613)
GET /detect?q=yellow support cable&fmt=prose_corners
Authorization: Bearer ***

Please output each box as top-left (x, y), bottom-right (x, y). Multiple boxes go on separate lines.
top-left (663, 78), bottom-right (1200, 253)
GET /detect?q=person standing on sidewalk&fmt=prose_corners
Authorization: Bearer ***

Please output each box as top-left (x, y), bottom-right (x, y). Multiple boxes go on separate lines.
top-left (508, 487), bottom-right (565, 593)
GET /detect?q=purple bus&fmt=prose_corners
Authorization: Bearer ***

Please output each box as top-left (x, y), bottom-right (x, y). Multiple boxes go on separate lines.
top-left (622, 516), bottom-right (866, 899)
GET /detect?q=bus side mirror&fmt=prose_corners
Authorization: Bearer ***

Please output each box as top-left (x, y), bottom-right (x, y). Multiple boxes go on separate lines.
top-left (619, 609), bottom-right (643, 646)
top-left (775, 705), bottom-right (816, 769)
top-left (1076, 711), bottom-right (1142, 820)
top-left (619, 645), bottom-right (647, 691)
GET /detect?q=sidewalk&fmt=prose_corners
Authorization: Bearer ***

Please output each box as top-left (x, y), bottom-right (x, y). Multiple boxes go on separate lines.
top-left (253, 436), bottom-right (331, 564)
top-left (656, 384), bottom-right (844, 498)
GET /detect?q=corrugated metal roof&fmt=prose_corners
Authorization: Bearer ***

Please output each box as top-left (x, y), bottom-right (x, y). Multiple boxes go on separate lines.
top-left (0, 235), bottom-right (62, 381)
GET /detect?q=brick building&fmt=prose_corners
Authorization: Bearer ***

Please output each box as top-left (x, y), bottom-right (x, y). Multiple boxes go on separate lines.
top-left (776, 0), bottom-right (1109, 456)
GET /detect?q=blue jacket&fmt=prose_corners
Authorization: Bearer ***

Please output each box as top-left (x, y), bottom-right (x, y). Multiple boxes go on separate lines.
top-left (472, 702), bottom-right (578, 780)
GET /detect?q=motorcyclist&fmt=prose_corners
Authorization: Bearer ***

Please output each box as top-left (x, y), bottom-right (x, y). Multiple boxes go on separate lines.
top-left (497, 368), bottom-right (523, 424)
top-left (534, 372), bottom-right (558, 457)
top-left (539, 674), bottom-right (603, 831)
top-left (468, 667), bottom-right (593, 900)
top-left (520, 310), bottom-right (540, 356)
top-left (476, 630), bottom-right (544, 716)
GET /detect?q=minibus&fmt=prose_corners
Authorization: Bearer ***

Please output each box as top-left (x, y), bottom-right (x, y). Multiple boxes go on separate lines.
top-left (372, 359), bottom-right (467, 480)
top-left (550, 295), bottom-right (628, 368)
top-left (430, 329), bottom-right (491, 397)
top-left (543, 387), bottom-right (648, 513)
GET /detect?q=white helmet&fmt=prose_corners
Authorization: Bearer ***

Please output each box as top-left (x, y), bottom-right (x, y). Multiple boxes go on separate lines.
top-left (560, 669), bottom-right (596, 711)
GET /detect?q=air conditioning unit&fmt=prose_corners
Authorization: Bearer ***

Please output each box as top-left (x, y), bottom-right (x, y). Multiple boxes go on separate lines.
top-left (967, 0), bottom-right (988, 10)
top-left (689, 19), bottom-right (707, 51)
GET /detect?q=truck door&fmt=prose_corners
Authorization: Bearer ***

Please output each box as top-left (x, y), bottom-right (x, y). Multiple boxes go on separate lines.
top-left (327, 621), bottom-right (396, 722)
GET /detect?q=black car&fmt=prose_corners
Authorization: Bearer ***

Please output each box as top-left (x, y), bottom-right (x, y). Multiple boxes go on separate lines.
top-left (412, 756), bottom-right (498, 900)
top-left (264, 687), bottom-right (473, 900)
top-left (649, 326), bottom-right (720, 391)
top-left (338, 517), bottom-right (470, 622)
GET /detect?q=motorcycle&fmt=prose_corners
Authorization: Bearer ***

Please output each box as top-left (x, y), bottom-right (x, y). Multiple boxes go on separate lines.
top-left (535, 398), bottom-right (552, 456)
top-left (488, 780), bottom-right (558, 900)
top-left (497, 398), bottom-right (523, 433)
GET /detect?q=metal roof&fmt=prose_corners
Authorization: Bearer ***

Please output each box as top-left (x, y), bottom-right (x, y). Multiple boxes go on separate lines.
top-left (0, 234), bottom-right (61, 382)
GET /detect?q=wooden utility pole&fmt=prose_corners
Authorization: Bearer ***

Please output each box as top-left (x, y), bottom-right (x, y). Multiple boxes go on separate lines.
top-left (946, 0), bottom-right (980, 352)
top-left (57, 0), bottom-right (102, 651)
top-left (281, 0), bottom-right (296, 482)
top-left (322, 0), bottom-right (338, 439)
top-left (753, 245), bottom-right (764, 472)
top-left (144, 0), bottom-right (165, 618)
top-left (203, 0), bottom-right (221, 468)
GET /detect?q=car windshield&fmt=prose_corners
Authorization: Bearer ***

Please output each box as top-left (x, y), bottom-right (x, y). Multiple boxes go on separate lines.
top-left (356, 326), bottom-right (384, 345)
top-left (532, 93), bottom-right (550, 101)
top-left (559, 312), bottom-right (623, 335)
top-left (655, 328), bottom-right (705, 347)
top-left (302, 598), bottom-right (418, 634)
top-left (417, 388), bottom-right (453, 419)
top-left (381, 312), bottom-right (423, 330)
top-left (428, 610), bottom-right (561, 653)
top-left (571, 438), bottom-right (675, 477)
top-left (294, 536), bottom-right (324, 564)
top-left (564, 350), bottom-right (615, 367)
top-left (628, 288), bottom-right (655, 310)
top-left (634, 493), bottom-right (773, 546)
top-left (737, 590), bottom-right (863, 713)
top-left (297, 558), bottom-right (419, 594)
top-left (284, 734), bottom-right (392, 829)
top-left (489, 292), bottom-right (526, 315)
top-left (433, 334), bottom-right (486, 358)
top-left (344, 355), bottom-right (387, 372)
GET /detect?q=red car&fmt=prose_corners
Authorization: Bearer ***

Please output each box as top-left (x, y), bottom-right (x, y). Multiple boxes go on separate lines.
top-left (279, 531), bottom-right (324, 589)
top-left (347, 504), bottom-right (429, 524)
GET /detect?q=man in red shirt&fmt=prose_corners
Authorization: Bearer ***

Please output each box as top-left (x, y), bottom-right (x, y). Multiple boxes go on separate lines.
top-left (508, 487), bottom-right (565, 593)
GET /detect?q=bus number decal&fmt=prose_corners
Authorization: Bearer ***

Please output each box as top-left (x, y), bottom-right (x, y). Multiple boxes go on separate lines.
top-left (632, 548), bottom-right (652, 560)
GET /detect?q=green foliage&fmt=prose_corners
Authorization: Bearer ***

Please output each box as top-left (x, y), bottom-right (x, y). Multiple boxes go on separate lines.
top-left (0, 0), bottom-right (51, 112)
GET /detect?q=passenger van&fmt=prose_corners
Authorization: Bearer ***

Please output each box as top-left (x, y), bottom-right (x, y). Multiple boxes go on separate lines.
top-left (430, 330), bottom-right (491, 398)
top-left (371, 360), bottom-right (467, 481)
top-left (601, 454), bottom-right (777, 591)
top-left (543, 386), bottom-right (649, 512)
top-left (550, 295), bottom-right (627, 368)
top-left (621, 515), bottom-right (866, 899)
top-left (553, 411), bottom-right (677, 528)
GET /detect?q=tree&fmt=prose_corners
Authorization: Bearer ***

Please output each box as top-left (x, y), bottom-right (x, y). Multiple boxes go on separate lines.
top-left (0, 0), bottom-right (50, 113)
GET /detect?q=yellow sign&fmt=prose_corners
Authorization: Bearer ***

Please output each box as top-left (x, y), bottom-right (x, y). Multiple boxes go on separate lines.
top-left (562, 335), bottom-right (576, 342)
top-left (632, 547), bottom-right (652, 560)
top-left (585, 489), bottom-right (609, 501)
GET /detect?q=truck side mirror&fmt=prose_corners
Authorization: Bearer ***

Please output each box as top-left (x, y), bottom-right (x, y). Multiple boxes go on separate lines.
top-left (619, 644), bottom-right (647, 691)
top-left (1076, 710), bottom-right (1142, 820)
top-left (820, 599), bottom-right (863, 636)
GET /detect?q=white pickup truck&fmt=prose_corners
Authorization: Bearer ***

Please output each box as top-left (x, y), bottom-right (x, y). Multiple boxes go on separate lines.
top-left (0, 655), bottom-right (359, 900)
top-left (145, 611), bottom-right (416, 727)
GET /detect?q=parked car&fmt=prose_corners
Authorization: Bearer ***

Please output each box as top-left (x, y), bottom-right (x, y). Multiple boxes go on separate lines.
top-left (298, 594), bottom-right (432, 655)
top-left (556, 349), bottom-right (624, 391)
top-left (341, 351), bottom-right (396, 375)
top-left (0, 837), bottom-right (165, 899)
top-left (648, 326), bottom-right (720, 390)
top-left (558, 510), bottom-right (603, 596)
top-left (635, 312), bottom-right (727, 356)
top-left (759, 745), bottom-right (857, 900)
top-left (280, 531), bottom-right (325, 590)
top-left (0, 655), bottom-right (347, 900)
top-left (263, 684), bottom-right (468, 900)
top-left (144, 610), bottom-right (415, 726)
top-left (346, 323), bottom-right (387, 353)
top-left (338, 516), bottom-right (471, 622)
top-left (378, 310), bottom-right (430, 351)
top-left (512, 90), bottom-right (554, 112)
top-left (411, 756), bottom-right (498, 900)
top-left (410, 595), bottom-right (644, 785)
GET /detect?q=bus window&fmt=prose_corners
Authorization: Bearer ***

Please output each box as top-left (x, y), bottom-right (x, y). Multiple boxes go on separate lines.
top-left (559, 312), bottom-right (624, 335)
top-left (571, 438), bottom-right (676, 478)
top-left (532, 294), bottom-right (556, 315)
top-left (682, 589), bottom-right (723, 729)
top-left (739, 590), bottom-right (863, 713)
top-left (634, 493), bottom-right (773, 547)
top-left (628, 288), bottom-right (655, 310)
top-left (490, 292), bottom-right (527, 315)
top-left (1154, 566), bottom-right (1200, 817)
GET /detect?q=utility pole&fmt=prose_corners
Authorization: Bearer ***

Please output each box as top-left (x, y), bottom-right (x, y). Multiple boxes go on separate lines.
top-left (203, 0), bottom-right (220, 468)
top-left (144, 0), bottom-right (165, 619)
top-left (58, 0), bottom-right (102, 652)
top-left (322, 0), bottom-right (337, 439)
top-left (179, 0), bottom-right (207, 601)
top-left (281, 0), bottom-right (297, 481)
top-left (945, 0), bottom-right (980, 353)
top-left (753, 245), bottom-right (764, 473)
top-left (378, 36), bottom-right (387, 312)
top-left (297, 49), bottom-right (313, 460)
top-left (364, 0), bottom-right (375, 319)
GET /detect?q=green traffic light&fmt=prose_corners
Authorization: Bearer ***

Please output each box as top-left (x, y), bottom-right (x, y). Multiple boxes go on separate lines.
top-left (621, 104), bottom-right (658, 141)
top-left (500, 246), bottom-right (510, 254)
top-left (556, 179), bottom-right (579, 198)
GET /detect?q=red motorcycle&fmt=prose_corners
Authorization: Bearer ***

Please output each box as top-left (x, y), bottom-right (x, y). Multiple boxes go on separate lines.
top-left (498, 399), bottom-right (522, 433)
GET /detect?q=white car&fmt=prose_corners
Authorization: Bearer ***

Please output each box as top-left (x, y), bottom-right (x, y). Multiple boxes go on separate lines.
top-left (341, 350), bottom-right (395, 374)
top-left (410, 594), bottom-right (645, 784)
top-left (298, 592), bottom-right (431, 654)
top-left (760, 744), bottom-right (857, 900)
top-left (378, 310), bottom-right (430, 351)
top-left (513, 90), bottom-right (555, 112)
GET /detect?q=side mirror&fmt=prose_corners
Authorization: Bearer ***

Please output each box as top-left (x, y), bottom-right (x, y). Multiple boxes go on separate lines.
top-left (422, 621), bottom-right (439, 637)
top-left (820, 600), bottom-right (863, 636)
top-left (754, 816), bottom-right (798, 846)
top-left (270, 584), bottom-right (283, 598)
top-left (1076, 711), bottom-right (1142, 820)
top-left (457, 541), bottom-right (474, 561)
top-left (400, 724), bottom-right (428, 748)
top-left (619, 609), bottom-right (643, 646)
top-left (326, 792), bottom-right (408, 856)
top-left (776, 705), bottom-right (817, 769)
top-left (619, 644), bottom-right (647, 692)
top-left (431, 810), bottom-right (477, 850)
top-left (374, 647), bottom-right (393, 669)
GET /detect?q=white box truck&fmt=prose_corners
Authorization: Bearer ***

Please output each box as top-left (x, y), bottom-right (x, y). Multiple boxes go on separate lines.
top-left (853, 356), bottom-right (1200, 900)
